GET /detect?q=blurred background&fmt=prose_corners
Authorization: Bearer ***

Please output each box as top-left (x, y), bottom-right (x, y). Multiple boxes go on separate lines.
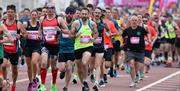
top-left (0, 0), bottom-right (179, 14)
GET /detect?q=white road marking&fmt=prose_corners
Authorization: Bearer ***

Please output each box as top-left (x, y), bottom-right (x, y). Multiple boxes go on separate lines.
top-left (136, 71), bottom-right (180, 91)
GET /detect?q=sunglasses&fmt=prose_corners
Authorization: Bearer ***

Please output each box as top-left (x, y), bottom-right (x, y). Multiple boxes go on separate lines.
top-left (94, 12), bottom-right (101, 14)
top-left (65, 12), bottom-right (74, 15)
top-left (143, 20), bottom-right (148, 23)
top-left (47, 7), bottom-right (55, 9)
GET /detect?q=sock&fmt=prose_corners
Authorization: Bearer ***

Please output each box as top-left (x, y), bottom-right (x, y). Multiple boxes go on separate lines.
top-left (52, 69), bottom-right (58, 84)
top-left (110, 67), bottom-right (113, 72)
top-left (40, 68), bottom-right (47, 85)
top-left (94, 80), bottom-right (99, 85)
top-left (173, 51), bottom-right (175, 61)
top-left (165, 52), bottom-right (168, 60)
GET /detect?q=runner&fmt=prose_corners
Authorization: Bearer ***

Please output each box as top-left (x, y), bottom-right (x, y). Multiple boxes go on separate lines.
top-left (71, 8), bottom-right (81, 84)
top-left (38, 4), bottom-right (70, 91)
top-left (74, 8), bottom-right (80, 20)
top-left (91, 7), bottom-right (108, 90)
top-left (112, 8), bottom-right (125, 71)
top-left (0, 7), bottom-right (2, 20)
top-left (102, 7), bottom-right (117, 83)
top-left (143, 16), bottom-right (157, 74)
top-left (0, 19), bottom-right (13, 91)
top-left (36, 8), bottom-right (42, 19)
top-left (150, 12), bottom-right (165, 66)
top-left (175, 17), bottom-right (180, 66)
top-left (122, 15), bottom-right (148, 87)
top-left (2, 4), bottom-right (26, 91)
top-left (23, 10), bottom-right (41, 91)
top-left (71, 7), bottom-right (98, 91)
top-left (19, 8), bottom-right (31, 66)
top-left (111, 8), bottom-right (122, 78)
top-left (164, 14), bottom-right (179, 67)
top-left (42, 7), bottom-right (47, 16)
top-left (58, 6), bottom-right (75, 91)
top-left (86, 4), bottom-right (94, 20)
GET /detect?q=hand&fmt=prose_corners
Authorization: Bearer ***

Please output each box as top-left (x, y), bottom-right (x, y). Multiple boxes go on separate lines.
top-left (17, 34), bottom-right (21, 39)
top-left (89, 37), bottom-right (94, 43)
top-left (9, 37), bottom-right (14, 42)
top-left (106, 32), bottom-right (111, 37)
top-left (0, 40), bottom-right (3, 44)
top-left (55, 26), bottom-right (61, 32)
top-left (24, 34), bottom-right (28, 38)
top-left (75, 32), bottom-right (81, 38)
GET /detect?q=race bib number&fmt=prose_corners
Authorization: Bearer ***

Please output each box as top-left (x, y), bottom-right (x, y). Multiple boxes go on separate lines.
top-left (104, 44), bottom-right (108, 50)
top-left (27, 31), bottom-right (39, 40)
top-left (130, 37), bottom-right (140, 44)
top-left (177, 33), bottom-right (180, 38)
top-left (145, 40), bottom-right (149, 45)
top-left (4, 31), bottom-right (17, 46)
top-left (80, 36), bottom-right (90, 44)
top-left (169, 30), bottom-right (174, 32)
top-left (94, 37), bottom-right (102, 44)
top-left (62, 33), bottom-right (70, 38)
top-left (43, 27), bottom-right (57, 41)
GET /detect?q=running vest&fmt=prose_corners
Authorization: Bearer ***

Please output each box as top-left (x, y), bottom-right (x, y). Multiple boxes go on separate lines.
top-left (93, 19), bottom-right (104, 47)
top-left (114, 19), bottom-right (121, 41)
top-left (75, 20), bottom-right (93, 50)
top-left (165, 21), bottom-right (176, 39)
top-left (41, 16), bottom-right (59, 45)
top-left (26, 21), bottom-right (40, 46)
top-left (59, 23), bottom-right (74, 53)
top-left (0, 33), bottom-right (3, 59)
top-left (3, 20), bottom-right (18, 53)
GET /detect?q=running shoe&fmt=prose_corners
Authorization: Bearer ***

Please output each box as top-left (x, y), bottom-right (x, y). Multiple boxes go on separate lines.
top-left (60, 71), bottom-right (65, 79)
top-left (129, 82), bottom-right (137, 88)
top-left (11, 84), bottom-right (16, 91)
top-left (98, 79), bottom-right (105, 87)
top-left (32, 78), bottom-right (38, 88)
top-left (92, 84), bottom-right (98, 91)
top-left (38, 84), bottom-right (46, 91)
top-left (50, 84), bottom-right (57, 91)
top-left (63, 87), bottom-right (68, 91)
top-left (90, 74), bottom-right (95, 83)
top-left (82, 81), bottom-right (89, 91)
top-left (27, 83), bottom-right (33, 91)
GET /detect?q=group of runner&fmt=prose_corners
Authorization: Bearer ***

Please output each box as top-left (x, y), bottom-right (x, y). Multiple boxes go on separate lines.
top-left (0, 3), bottom-right (179, 91)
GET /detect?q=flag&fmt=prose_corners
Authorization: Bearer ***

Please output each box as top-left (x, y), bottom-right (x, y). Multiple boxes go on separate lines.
top-left (158, 0), bottom-right (164, 25)
top-left (148, 0), bottom-right (155, 15)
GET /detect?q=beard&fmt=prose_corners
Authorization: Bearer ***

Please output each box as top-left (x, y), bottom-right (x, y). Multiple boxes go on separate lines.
top-left (82, 17), bottom-right (88, 22)
top-left (66, 17), bottom-right (73, 23)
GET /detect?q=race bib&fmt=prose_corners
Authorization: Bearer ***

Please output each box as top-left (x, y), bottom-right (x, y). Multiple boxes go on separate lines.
top-left (43, 27), bottom-right (57, 41)
top-left (169, 29), bottom-right (174, 32)
top-left (145, 40), bottom-right (149, 45)
top-left (27, 31), bottom-right (39, 40)
top-left (104, 44), bottom-right (108, 50)
top-left (94, 37), bottom-right (102, 44)
top-left (80, 36), bottom-right (90, 44)
top-left (177, 34), bottom-right (180, 38)
top-left (130, 37), bottom-right (140, 44)
top-left (62, 33), bottom-right (70, 38)
top-left (4, 31), bottom-right (17, 46)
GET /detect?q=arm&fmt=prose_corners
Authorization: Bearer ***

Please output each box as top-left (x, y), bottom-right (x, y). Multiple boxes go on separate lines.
top-left (70, 20), bottom-right (80, 38)
top-left (17, 21), bottom-right (27, 38)
top-left (38, 16), bottom-right (44, 39)
top-left (110, 22), bottom-right (118, 36)
top-left (57, 17), bottom-right (70, 34)
top-left (0, 24), bottom-right (13, 43)
top-left (91, 21), bottom-right (98, 41)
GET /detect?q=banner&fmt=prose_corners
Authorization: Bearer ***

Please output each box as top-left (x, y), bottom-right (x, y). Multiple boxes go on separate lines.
top-left (148, 0), bottom-right (155, 15)
top-left (102, 0), bottom-right (150, 7)
top-left (158, 0), bottom-right (164, 25)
